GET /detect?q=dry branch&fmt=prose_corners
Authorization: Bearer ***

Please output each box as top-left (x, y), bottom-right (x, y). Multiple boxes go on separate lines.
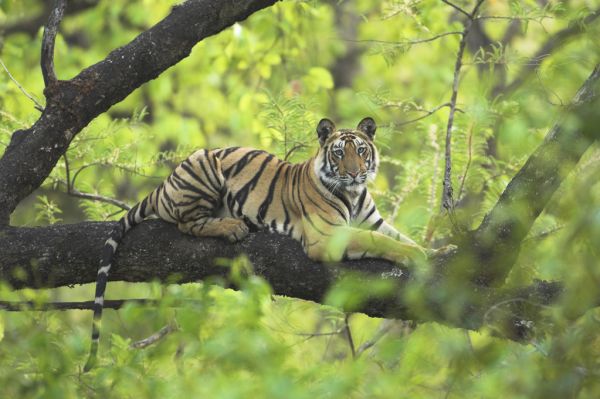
top-left (40, 0), bottom-right (66, 88)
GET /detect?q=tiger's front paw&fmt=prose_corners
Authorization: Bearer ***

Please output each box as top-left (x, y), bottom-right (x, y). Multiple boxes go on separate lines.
top-left (220, 218), bottom-right (249, 243)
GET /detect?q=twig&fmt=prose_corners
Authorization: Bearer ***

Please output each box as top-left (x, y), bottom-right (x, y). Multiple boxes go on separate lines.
top-left (342, 313), bottom-right (356, 359)
top-left (483, 297), bottom-right (552, 328)
top-left (285, 329), bottom-right (345, 338)
top-left (392, 103), bottom-right (463, 128)
top-left (500, 8), bottom-right (600, 95)
top-left (63, 153), bottom-right (72, 191)
top-left (52, 178), bottom-right (132, 211)
top-left (67, 188), bottom-right (132, 211)
top-left (130, 323), bottom-right (178, 349)
top-left (523, 226), bottom-right (564, 243)
top-left (441, 0), bottom-right (471, 19)
top-left (0, 299), bottom-right (160, 311)
top-left (0, 58), bottom-right (45, 112)
top-left (534, 69), bottom-right (564, 106)
top-left (456, 123), bottom-right (474, 201)
top-left (356, 319), bottom-right (395, 356)
top-left (70, 161), bottom-right (160, 187)
top-left (476, 15), bottom-right (554, 22)
top-left (284, 143), bottom-right (308, 161)
top-left (344, 31), bottom-right (463, 46)
top-left (441, 0), bottom-right (485, 217)
top-left (424, 125), bottom-right (441, 244)
top-left (40, 0), bottom-right (66, 88)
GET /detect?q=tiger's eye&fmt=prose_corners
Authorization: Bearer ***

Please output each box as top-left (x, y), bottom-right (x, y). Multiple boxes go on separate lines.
top-left (334, 149), bottom-right (344, 157)
top-left (357, 147), bottom-right (366, 155)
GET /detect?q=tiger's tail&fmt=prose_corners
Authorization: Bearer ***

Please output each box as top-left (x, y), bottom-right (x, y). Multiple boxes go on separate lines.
top-left (83, 196), bottom-right (154, 372)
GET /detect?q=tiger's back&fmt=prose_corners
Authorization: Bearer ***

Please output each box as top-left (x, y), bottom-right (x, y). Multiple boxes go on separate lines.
top-left (159, 146), bottom-right (352, 246)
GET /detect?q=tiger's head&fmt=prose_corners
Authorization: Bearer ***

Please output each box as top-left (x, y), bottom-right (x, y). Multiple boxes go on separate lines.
top-left (314, 117), bottom-right (379, 194)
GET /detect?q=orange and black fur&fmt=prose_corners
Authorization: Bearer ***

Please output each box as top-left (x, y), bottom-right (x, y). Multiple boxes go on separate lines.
top-left (84, 117), bottom-right (430, 370)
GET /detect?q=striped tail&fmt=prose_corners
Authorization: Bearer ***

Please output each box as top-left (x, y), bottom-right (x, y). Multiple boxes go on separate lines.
top-left (83, 197), bottom-right (153, 372)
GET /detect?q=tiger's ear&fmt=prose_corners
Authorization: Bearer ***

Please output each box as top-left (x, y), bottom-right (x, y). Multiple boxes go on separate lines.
top-left (357, 117), bottom-right (376, 140)
top-left (317, 118), bottom-right (336, 147)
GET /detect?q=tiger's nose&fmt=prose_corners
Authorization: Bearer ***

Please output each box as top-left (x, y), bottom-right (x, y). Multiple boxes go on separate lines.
top-left (347, 171), bottom-right (359, 178)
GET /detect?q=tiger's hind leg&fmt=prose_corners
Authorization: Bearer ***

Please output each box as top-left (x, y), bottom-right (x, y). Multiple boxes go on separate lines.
top-left (178, 216), bottom-right (249, 243)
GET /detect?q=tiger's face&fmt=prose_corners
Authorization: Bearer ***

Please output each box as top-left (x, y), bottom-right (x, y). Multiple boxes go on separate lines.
top-left (315, 117), bottom-right (379, 194)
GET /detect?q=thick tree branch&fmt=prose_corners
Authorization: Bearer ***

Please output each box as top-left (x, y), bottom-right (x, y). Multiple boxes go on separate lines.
top-left (0, 221), bottom-right (578, 341)
top-left (468, 64), bottom-right (600, 286)
top-left (0, 0), bottom-right (278, 225)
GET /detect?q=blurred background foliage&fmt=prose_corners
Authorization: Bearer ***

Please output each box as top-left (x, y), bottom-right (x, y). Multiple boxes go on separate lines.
top-left (1, 0), bottom-right (600, 397)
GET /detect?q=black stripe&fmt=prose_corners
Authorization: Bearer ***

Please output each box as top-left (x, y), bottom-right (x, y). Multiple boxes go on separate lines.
top-left (179, 160), bottom-right (204, 182)
top-left (300, 162), bottom-right (345, 218)
top-left (219, 146), bottom-right (241, 161)
top-left (257, 163), bottom-right (283, 224)
top-left (208, 152), bottom-right (223, 186)
top-left (371, 218), bottom-right (384, 230)
top-left (232, 154), bottom-right (274, 206)
top-left (179, 162), bottom-right (215, 194)
top-left (139, 197), bottom-right (149, 218)
top-left (361, 205), bottom-right (376, 224)
top-left (197, 152), bottom-right (221, 192)
top-left (320, 147), bottom-right (330, 174)
top-left (281, 166), bottom-right (291, 232)
top-left (223, 150), bottom-right (263, 179)
top-left (316, 177), bottom-right (348, 220)
top-left (356, 189), bottom-right (367, 214)
top-left (126, 204), bottom-right (139, 228)
top-left (171, 171), bottom-right (217, 203)
top-left (332, 188), bottom-right (352, 218)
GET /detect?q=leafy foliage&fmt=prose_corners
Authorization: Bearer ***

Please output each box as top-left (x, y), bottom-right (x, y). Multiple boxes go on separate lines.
top-left (1, 0), bottom-right (600, 397)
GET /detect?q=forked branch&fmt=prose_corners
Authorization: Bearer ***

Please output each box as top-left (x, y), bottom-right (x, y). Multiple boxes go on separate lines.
top-left (40, 0), bottom-right (66, 88)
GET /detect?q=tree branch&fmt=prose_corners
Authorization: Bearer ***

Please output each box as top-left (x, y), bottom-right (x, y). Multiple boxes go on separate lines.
top-left (0, 0), bottom-right (278, 225)
top-left (51, 177), bottom-right (132, 211)
top-left (0, 58), bottom-right (45, 112)
top-left (345, 31), bottom-right (463, 46)
top-left (441, 0), bottom-right (471, 19)
top-left (0, 299), bottom-right (159, 311)
top-left (441, 0), bottom-right (485, 215)
top-left (130, 324), bottom-right (178, 349)
top-left (40, 0), bottom-right (66, 88)
top-left (0, 221), bottom-right (591, 342)
top-left (498, 8), bottom-right (600, 96)
top-left (469, 64), bottom-right (600, 286)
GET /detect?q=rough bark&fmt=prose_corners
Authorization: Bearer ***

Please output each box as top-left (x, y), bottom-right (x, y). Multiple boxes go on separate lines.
top-left (0, 221), bottom-right (571, 341)
top-left (0, 0), bottom-right (278, 225)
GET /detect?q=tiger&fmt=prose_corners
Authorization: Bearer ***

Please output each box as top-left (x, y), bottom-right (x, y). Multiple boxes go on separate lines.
top-left (84, 117), bottom-right (433, 371)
